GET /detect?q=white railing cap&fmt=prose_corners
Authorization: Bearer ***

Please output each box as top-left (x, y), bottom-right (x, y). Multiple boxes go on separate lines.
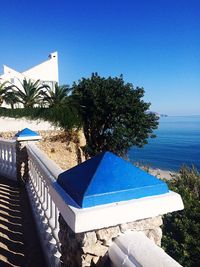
top-left (108, 232), bottom-right (182, 267)
top-left (0, 137), bottom-right (16, 145)
top-left (54, 188), bottom-right (184, 233)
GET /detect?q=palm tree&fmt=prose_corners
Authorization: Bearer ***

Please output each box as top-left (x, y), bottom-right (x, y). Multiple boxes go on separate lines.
top-left (3, 91), bottom-right (19, 109)
top-left (0, 81), bottom-right (8, 106)
top-left (8, 79), bottom-right (49, 108)
top-left (42, 83), bottom-right (71, 107)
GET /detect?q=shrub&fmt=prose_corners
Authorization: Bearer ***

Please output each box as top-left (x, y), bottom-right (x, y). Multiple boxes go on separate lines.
top-left (0, 106), bottom-right (81, 130)
top-left (162, 166), bottom-right (200, 267)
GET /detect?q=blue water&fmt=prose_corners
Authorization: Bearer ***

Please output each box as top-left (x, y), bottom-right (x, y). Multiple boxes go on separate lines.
top-left (128, 116), bottom-right (200, 171)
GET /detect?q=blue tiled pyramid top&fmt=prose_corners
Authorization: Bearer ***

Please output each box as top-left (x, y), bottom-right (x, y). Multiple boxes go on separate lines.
top-left (58, 151), bottom-right (169, 208)
top-left (15, 128), bottom-right (40, 137)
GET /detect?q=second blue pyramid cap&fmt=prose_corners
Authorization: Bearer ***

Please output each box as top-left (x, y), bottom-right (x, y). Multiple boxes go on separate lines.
top-left (15, 128), bottom-right (40, 137)
top-left (58, 151), bottom-right (169, 208)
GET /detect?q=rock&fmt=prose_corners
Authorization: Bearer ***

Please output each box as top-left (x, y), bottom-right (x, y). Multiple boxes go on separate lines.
top-left (96, 226), bottom-right (120, 244)
top-left (82, 231), bottom-right (97, 247)
top-left (120, 216), bottom-right (162, 233)
top-left (82, 241), bottom-right (108, 256)
top-left (147, 227), bottom-right (162, 246)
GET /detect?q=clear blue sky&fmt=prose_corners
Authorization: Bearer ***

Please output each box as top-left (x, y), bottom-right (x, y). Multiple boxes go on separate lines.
top-left (0, 0), bottom-right (199, 115)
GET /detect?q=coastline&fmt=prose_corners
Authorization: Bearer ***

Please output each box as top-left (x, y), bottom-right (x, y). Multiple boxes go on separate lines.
top-left (148, 167), bottom-right (178, 180)
top-left (134, 161), bottom-right (178, 180)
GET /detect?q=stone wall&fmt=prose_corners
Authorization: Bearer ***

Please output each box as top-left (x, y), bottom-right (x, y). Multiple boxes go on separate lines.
top-left (59, 215), bottom-right (163, 267)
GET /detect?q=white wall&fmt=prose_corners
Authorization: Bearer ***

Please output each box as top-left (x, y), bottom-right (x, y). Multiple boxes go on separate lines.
top-left (0, 51), bottom-right (59, 86)
top-left (1, 65), bottom-right (24, 87)
top-left (0, 117), bottom-right (59, 132)
top-left (22, 52), bottom-right (59, 83)
top-left (0, 52), bottom-right (59, 108)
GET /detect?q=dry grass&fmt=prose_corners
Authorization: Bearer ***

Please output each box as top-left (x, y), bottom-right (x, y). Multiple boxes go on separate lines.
top-left (37, 130), bottom-right (86, 170)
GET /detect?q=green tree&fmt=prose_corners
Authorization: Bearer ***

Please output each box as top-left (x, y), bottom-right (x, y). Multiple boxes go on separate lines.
top-left (42, 83), bottom-right (70, 107)
top-left (0, 81), bottom-right (8, 106)
top-left (72, 73), bottom-right (158, 158)
top-left (7, 79), bottom-right (49, 108)
top-left (162, 166), bottom-right (200, 267)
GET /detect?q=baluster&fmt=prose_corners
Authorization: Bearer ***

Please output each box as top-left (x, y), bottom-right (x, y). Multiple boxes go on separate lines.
top-left (5, 144), bottom-right (8, 172)
top-left (11, 144), bottom-right (16, 177)
top-left (8, 145), bottom-right (12, 177)
top-left (38, 173), bottom-right (43, 202)
top-left (53, 205), bottom-right (60, 253)
top-left (1, 142), bottom-right (4, 174)
top-left (32, 161), bottom-right (38, 188)
top-left (7, 144), bottom-right (10, 173)
top-left (0, 142), bottom-right (3, 172)
top-left (4, 143), bottom-right (7, 173)
top-left (2, 143), bottom-right (5, 173)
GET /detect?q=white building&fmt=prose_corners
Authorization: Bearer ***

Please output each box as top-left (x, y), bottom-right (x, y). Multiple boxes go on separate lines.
top-left (0, 51), bottom-right (59, 91)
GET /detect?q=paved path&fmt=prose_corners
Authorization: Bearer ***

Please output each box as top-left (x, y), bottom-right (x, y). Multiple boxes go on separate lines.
top-left (0, 176), bottom-right (47, 267)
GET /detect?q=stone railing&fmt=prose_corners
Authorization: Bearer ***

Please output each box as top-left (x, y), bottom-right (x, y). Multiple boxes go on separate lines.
top-left (0, 137), bottom-right (16, 180)
top-left (0, 129), bottom-right (184, 267)
top-left (26, 143), bottom-right (63, 267)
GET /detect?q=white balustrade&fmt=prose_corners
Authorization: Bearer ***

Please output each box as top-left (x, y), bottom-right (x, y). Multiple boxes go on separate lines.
top-left (0, 137), bottom-right (184, 267)
top-left (26, 143), bottom-right (64, 267)
top-left (0, 138), bottom-right (16, 180)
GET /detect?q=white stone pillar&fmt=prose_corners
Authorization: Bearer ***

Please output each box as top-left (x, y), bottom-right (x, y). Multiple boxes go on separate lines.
top-left (14, 128), bottom-right (42, 185)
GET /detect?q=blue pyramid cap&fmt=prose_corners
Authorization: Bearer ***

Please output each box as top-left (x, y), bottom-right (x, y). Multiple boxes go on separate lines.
top-left (15, 128), bottom-right (40, 137)
top-left (58, 152), bottom-right (169, 208)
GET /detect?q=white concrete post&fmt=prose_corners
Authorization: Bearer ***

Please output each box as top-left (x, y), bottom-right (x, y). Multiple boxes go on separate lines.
top-left (57, 152), bottom-right (184, 267)
top-left (14, 128), bottom-right (42, 185)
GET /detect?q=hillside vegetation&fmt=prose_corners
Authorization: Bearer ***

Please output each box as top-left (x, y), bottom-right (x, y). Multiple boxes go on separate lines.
top-left (162, 167), bottom-right (200, 267)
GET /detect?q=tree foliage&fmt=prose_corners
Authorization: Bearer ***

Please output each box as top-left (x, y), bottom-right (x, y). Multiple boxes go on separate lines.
top-left (6, 79), bottom-right (49, 108)
top-left (41, 83), bottom-right (71, 107)
top-left (162, 166), bottom-right (200, 267)
top-left (72, 73), bottom-right (158, 157)
top-left (0, 81), bottom-right (9, 106)
top-left (3, 91), bottom-right (19, 109)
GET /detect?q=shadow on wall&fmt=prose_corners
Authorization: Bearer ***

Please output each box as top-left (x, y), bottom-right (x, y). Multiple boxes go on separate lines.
top-left (0, 176), bottom-right (47, 267)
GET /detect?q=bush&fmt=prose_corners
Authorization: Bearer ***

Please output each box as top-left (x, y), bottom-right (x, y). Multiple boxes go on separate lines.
top-left (0, 106), bottom-right (81, 130)
top-left (162, 166), bottom-right (200, 267)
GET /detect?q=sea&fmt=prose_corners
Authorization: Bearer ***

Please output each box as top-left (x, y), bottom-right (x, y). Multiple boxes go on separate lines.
top-left (128, 115), bottom-right (200, 171)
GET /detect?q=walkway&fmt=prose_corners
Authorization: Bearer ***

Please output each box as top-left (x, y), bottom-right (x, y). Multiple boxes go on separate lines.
top-left (0, 176), bottom-right (47, 267)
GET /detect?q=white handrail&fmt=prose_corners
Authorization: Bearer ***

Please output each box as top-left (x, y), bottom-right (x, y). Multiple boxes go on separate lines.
top-left (0, 138), bottom-right (16, 180)
top-left (27, 143), bottom-right (63, 182)
top-left (109, 232), bottom-right (182, 267)
top-left (26, 143), bottom-right (64, 267)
